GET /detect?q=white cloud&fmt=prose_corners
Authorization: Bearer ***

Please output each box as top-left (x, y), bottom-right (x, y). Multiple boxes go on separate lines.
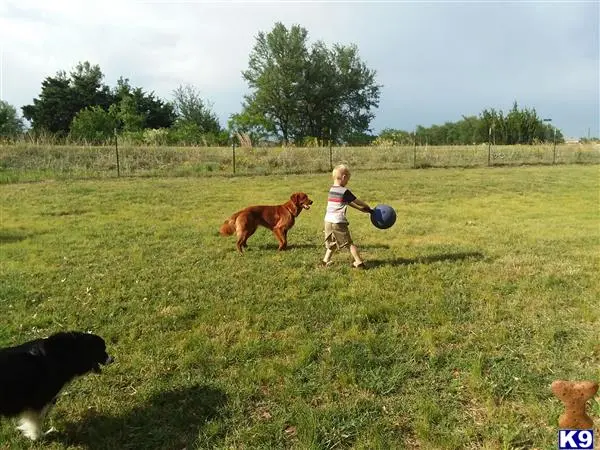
top-left (1, 0), bottom-right (598, 137)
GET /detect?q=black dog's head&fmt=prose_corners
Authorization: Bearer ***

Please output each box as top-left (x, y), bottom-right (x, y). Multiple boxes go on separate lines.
top-left (44, 331), bottom-right (113, 376)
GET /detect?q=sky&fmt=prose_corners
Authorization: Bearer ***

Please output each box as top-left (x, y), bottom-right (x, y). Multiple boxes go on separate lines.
top-left (1, 0), bottom-right (598, 139)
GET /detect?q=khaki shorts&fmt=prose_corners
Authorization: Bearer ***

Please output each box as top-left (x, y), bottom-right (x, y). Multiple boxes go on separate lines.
top-left (324, 222), bottom-right (353, 249)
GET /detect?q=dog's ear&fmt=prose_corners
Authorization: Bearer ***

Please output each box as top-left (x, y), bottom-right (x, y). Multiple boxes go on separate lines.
top-left (290, 193), bottom-right (301, 204)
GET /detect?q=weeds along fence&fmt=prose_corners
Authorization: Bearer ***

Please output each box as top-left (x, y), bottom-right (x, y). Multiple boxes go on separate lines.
top-left (0, 142), bottom-right (599, 184)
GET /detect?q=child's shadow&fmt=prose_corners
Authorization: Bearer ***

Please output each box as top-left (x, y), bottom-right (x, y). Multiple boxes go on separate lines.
top-left (368, 251), bottom-right (485, 268)
top-left (55, 384), bottom-right (227, 450)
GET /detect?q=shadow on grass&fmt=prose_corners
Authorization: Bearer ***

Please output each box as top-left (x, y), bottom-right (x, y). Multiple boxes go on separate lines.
top-left (40, 208), bottom-right (90, 217)
top-left (368, 251), bottom-right (485, 268)
top-left (257, 242), bottom-right (318, 250)
top-left (58, 384), bottom-right (227, 450)
top-left (257, 242), bottom-right (391, 250)
top-left (0, 229), bottom-right (33, 244)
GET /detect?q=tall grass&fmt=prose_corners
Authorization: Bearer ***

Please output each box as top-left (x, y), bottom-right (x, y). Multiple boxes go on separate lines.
top-left (0, 143), bottom-right (599, 184)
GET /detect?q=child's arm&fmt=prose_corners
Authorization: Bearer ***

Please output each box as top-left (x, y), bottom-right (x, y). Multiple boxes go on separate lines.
top-left (349, 198), bottom-right (373, 214)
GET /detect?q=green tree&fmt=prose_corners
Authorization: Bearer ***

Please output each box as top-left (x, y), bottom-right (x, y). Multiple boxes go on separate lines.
top-left (69, 106), bottom-right (117, 144)
top-left (239, 22), bottom-right (381, 144)
top-left (112, 77), bottom-right (175, 130)
top-left (382, 104), bottom-right (564, 146)
top-left (22, 62), bottom-right (112, 135)
top-left (0, 100), bottom-right (24, 139)
top-left (377, 128), bottom-right (413, 145)
top-left (228, 107), bottom-right (275, 146)
top-left (324, 44), bottom-right (380, 143)
top-left (172, 84), bottom-right (221, 134)
top-left (242, 23), bottom-right (309, 144)
top-left (110, 95), bottom-right (144, 132)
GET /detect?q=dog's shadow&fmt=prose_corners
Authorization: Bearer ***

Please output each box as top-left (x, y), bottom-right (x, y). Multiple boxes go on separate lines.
top-left (56, 384), bottom-right (227, 450)
top-left (257, 243), bottom-right (318, 250)
top-left (257, 243), bottom-right (391, 250)
top-left (368, 251), bottom-right (485, 268)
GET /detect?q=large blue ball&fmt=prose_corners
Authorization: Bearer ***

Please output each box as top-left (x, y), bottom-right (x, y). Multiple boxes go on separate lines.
top-left (370, 204), bottom-right (396, 229)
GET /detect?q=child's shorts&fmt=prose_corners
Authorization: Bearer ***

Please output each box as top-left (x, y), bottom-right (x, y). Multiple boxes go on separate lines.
top-left (324, 222), bottom-right (353, 249)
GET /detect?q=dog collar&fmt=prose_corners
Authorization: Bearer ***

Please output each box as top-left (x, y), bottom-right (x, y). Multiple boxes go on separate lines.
top-left (285, 203), bottom-right (297, 216)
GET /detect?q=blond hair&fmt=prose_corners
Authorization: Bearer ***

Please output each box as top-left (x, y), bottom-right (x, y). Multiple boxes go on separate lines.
top-left (332, 164), bottom-right (351, 181)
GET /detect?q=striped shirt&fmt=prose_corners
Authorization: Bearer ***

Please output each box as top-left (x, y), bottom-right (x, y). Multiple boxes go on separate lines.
top-left (324, 185), bottom-right (357, 224)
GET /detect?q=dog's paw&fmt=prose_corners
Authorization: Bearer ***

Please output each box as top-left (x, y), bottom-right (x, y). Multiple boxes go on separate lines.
top-left (17, 423), bottom-right (42, 441)
top-left (44, 426), bottom-right (58, 436)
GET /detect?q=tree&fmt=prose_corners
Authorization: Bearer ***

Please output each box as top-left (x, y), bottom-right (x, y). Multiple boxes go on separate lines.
top-left (172, 84), bottom-right (221, 134)
top-left (407, 103), bottom-right (565, 146)
top-left (239, 22), bottom-right (381, 144)
top-left (376, 128), bottom-right (413, 145)
top-left (23, 66), bottom-right (175, 137)
top-left (110, 95), bottom-right (144, 132)
top-left (0, 100), bottom-right (24, 139)
top-left (111, 77), bottom-right (175, 130)
top-left (242, 23), bottom-right (309, 144)
top-left (320, 44), bottom-right (380, 143)
top-left (22, 62), bottom-right (112, 135)
top-left (228, 110), bottom-right (274, 146)
top-left (69, 106), bottom-right (117, 144)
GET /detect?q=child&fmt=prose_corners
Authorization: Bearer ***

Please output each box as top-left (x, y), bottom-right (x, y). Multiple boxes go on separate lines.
top-left (321, 164), bottom-right (373, 269)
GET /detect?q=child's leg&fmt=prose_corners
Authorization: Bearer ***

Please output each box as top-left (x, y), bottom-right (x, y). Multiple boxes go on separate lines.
top-left (323, 247), bottom-right (335, 264)
top-left (349, 244), bottom-right (364, 267)
top-left (323, 222), bottom-right (337, 264)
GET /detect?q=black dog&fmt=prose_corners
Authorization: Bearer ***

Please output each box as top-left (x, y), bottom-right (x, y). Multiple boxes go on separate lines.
top-left (0, 331), bottom-right (113, 440)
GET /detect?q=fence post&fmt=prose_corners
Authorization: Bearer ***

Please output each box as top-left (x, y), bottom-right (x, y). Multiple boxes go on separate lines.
top-left (114, 128), bottom-right (120, 177)
top-left (487, 127), bottom-right (492, 167)
top-left (329, 129), bottom-right (333, 172)
top-left (552, 128), bottom-right (557, 164)
top-left (413, 129), bottom-right (417, 168)
top-left (232, 142), bottom-right (236, 175)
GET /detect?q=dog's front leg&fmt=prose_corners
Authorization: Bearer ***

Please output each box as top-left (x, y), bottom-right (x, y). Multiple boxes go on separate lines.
top-left (273, 228), bottom-right (288, 250)
top-left (17, 411), bottom-right (43, 440)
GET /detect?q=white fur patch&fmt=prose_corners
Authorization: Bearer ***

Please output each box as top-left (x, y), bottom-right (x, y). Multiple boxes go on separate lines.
top-left (17, 403), bottom-right (52, 441)
top-left (17, 412), bottom-right (42, 440)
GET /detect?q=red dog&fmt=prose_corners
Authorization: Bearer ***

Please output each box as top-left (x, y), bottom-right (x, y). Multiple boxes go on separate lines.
top-left (220, 192), bottom-right (313, 252)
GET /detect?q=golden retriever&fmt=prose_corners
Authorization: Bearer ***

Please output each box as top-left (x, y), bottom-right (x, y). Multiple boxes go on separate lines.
top-left (220, 192), bottom-right (313, 252)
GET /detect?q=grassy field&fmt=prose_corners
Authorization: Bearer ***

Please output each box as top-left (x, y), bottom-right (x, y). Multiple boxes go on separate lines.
top-left (0, 165), bottom-right (599, 449)
top-left (1, 143), bottom-right (599, 183)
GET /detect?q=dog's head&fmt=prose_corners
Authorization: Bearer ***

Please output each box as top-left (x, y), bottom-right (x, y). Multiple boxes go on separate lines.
top-left (290, 192), bottom-right (313, 213)
top-left (44, 331), bottom-right (113, 375)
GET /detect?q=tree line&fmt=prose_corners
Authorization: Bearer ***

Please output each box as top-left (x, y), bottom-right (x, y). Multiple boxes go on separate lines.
top-left (376, 102), bottom-right (564, 146)
top-left (0, 22), bottom-right (571, 146)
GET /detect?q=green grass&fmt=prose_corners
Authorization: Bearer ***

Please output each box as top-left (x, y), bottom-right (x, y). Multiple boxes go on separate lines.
top-left (0, 165), bottom-right (599, 449)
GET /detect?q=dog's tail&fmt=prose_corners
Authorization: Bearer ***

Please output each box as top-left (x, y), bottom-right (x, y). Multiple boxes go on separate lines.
top-left (219, 213), bottom-right (239, 236)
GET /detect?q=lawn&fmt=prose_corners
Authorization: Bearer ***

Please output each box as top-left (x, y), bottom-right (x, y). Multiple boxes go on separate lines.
top-left (0, 165), bottom-right (599, 449)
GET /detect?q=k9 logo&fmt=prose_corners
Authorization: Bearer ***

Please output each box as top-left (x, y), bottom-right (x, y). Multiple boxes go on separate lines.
top-left (558, 430), bottom-right (594, 450)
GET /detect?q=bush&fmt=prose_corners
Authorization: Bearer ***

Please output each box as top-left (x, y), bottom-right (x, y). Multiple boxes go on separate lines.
top-left (69, 106), bottom-right (116, 145)
top-left (167, 122), bottom-right (204, 146)
top-left (167, 122), bottom-right (230, 146)
top-left (0, 100), bottom-right (24, 140)
top-left (143, 128), bottom-right (169, 146)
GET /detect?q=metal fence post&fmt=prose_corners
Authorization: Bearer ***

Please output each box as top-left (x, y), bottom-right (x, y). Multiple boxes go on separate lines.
top-left (553, 128), bottom-right (557, 164)
top-left (232, 142), bottom-right (236, 175)
top-left (488, 127), bottom-right (492, 167)
top-left (114, 128), bottom-right (120, 177)
top-left (413, 129), bottom-right (417, 168)
top-left (329, 129), bottom-right (333, 172)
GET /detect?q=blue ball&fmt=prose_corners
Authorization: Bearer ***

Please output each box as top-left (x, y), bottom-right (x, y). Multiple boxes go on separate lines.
top-left (370, 204), bottom-right (396, 229)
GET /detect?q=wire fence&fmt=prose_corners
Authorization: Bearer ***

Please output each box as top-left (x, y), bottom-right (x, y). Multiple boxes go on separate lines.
top-left (1, 142), bottom-right (599, 184)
